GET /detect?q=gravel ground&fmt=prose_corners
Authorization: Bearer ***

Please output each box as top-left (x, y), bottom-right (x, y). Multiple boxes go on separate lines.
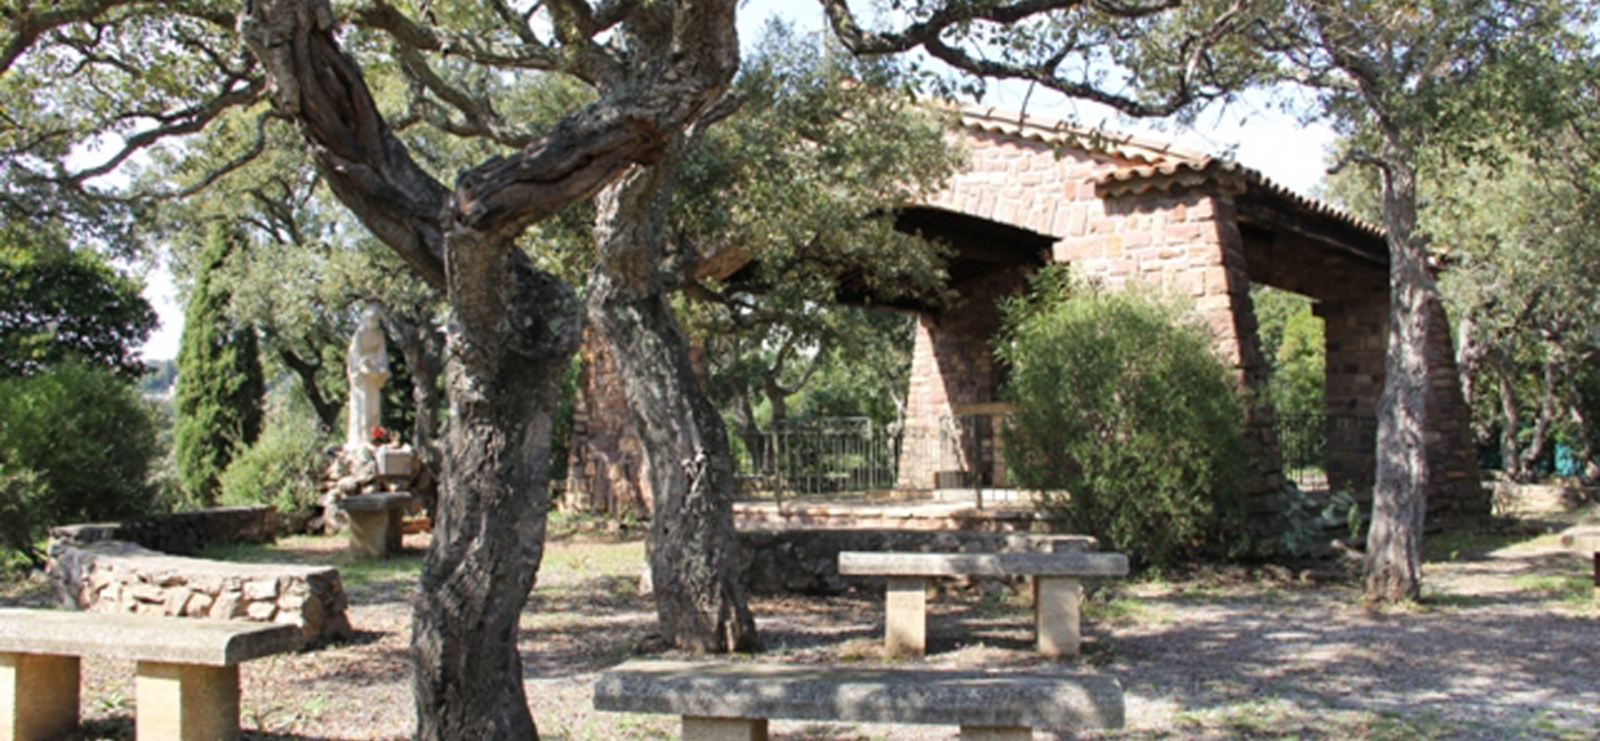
top-left (6, 509), bottom-right (1598, 741)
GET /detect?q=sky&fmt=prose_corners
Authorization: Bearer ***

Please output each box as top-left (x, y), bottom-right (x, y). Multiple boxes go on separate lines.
top-left (136, 1), bottom-right (1337, 361)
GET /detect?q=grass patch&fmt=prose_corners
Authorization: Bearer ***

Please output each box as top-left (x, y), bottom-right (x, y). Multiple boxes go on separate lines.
top-left (1422, 529), bottom-right (1535, 563)
top-left (1083, 592), bottom-right (1163, 625)
top-left (1172, 696), bottom-right (1469, 739)
top-left (1508, 573), bottom-right (1593, 604)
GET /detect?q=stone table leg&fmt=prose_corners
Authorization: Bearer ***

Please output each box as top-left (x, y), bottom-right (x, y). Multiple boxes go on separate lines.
top-left (1, 652), bottom-right (80, 741)
top-left (135, 661), bottom-right (240, 741)
top-left (1035, 576), bottom-right (1083, 657)
top-left (682, 715), bottom-right (768, 741)
top-left (961, 725), bottom-right (1033, 741)
top-left (344, 508), bottom-right (392, 559)
top-left (885, 576), bottom-right (928, 658)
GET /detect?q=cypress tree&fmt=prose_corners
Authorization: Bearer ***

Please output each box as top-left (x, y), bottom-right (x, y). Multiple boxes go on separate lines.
top-left (174, 224), bottom-right (264, 504)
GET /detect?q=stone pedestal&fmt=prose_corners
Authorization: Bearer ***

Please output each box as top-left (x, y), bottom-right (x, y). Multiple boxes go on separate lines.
top-left (683, 716), bottom-right (768, 741)
top-left (1, 652), bottom-right (79, 741)
top-left (339, 493), bottom-right (414, 559)
top-left (135, 661), bottom-right (239, 741)
top-left (884, 577), bottom-right (928, 658)
top-left (1035, 577), bottom-right (1083, 657)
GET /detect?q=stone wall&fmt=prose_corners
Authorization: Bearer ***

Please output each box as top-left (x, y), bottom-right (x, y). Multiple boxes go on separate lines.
top-left (48, 540), bottom-right (351, 644)
top-left (49, 506), bottom-right (277, 556)
top-left (738, 529), bottom-right (1095, 595)
top-left (733, 501), bottom-right (1037, 532)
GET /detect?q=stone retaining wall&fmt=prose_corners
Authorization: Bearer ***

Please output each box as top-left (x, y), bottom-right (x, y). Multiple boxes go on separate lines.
top-left (49, 506), bottom-right (277, 556)
top-left (738, 529), bottom-right (1095, 595)
top-left (47, 540), bottom-right (350, 644)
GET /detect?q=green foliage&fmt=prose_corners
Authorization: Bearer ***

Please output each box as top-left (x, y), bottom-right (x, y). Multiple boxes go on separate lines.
top-left (218, 405), bottom-right (329, 517)
top-left (686, 26), bottom-right (957, 430)
top-left (998, 267), bottom-right (1251, 568)
top-left (0, 362), bottom-right (161, 566)
top-left (1253, 286), bottom-right (1325, 417)
top-left (549, 355), bottom-right (582, 485)
top-left (1278, 487), bottom-right (1362, 558)
top-left (174, 224), bottom-right (264, 504)
top-left (0, 236), bottom-right (156, 380)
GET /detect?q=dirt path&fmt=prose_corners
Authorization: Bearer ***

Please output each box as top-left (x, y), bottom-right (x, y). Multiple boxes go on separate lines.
top-left (7, 517), bottom-right (1597, 740)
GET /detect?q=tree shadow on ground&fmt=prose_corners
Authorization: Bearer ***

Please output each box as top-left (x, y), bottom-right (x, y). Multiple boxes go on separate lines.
top-left (1102, 586), bottom-right (1600, 738)
top-left (63, 715), bottom-right (407, 741)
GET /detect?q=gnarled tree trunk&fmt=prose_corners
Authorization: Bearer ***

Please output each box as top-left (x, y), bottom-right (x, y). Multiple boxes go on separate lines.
top-left (1366, 153), bottom-right (1432, 603)
top-left (241, 1), bottom-right (672, 737)
top-left (590, 158), bottom-right (758, 653)
top-left (413, 251), bottom-right (580, 739)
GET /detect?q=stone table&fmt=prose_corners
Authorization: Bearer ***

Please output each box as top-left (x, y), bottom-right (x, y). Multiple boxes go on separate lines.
top-left (839, 551), bottom-right (1128, 658)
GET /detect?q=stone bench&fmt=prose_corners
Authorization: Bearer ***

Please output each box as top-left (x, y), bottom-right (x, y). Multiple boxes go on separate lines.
top-left (0, 608), bottom-right (301, 741)
top-left (336, 492), bottom-right (416, 559)
top-left (594, 660), bottom-right (1124, 741)
top-left (839, 551), bottom-right (1129, 658)
top-left (1559, 526), bottom-right (1600, 601)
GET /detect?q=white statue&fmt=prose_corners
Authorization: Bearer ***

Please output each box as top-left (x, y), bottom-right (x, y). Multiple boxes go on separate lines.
top-left (346, 306), bottom-right (391, 450)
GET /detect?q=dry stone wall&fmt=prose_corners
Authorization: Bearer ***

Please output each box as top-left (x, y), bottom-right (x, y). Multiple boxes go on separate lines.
top-left (48, 540), bottom-right (351, 644)
top-left (49, 505), bottom-right (277, 556)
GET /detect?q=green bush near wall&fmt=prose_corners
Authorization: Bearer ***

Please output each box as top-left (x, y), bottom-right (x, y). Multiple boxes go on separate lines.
top-left (998, 267), bottom-right (1251, 568)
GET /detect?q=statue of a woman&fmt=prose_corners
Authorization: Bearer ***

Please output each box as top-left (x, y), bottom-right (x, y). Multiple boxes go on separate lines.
top-left (346, 306), bottom-right (391, 450)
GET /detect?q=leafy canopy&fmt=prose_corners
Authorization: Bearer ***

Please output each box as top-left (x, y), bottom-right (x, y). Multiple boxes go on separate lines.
top-left (0, 231), bottom-right (156, 380)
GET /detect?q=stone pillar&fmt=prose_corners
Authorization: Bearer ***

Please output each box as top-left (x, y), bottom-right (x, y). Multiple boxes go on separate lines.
top-left (1421, 296), bottom-right (1488, 518)
top-left (563, 328), bottom-right (651, 517)
top-left (1034, 576), bottom-right (1082, 657)
top-left (1, 652), bottom-right (80, 741)
top-left (897, 270), bottom-right (1018, 492)
top-left (884, 576), bottom-right (928, 658)
top-left (134, 661), bottom-right (240, 741)
top-left (682, 716), bottom-right (768, 741)
top-left (1318, 290), bottom-right (1387, 497)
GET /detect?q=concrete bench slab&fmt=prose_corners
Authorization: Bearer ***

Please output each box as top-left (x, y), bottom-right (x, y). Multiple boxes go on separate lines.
top-left (0, 608), bottom-right (300, 741)
top-left (839, 551), bottom-right (1128, 578)
top-left (840, 551), bottom-right (1129, 658)
top-left (594, 660), bottom-right (1124, 740)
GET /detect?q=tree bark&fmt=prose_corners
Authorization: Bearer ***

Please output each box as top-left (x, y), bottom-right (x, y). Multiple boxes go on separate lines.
top-left (1498, 368), bottom-right (1526, 480)
top-left (1365, 153), bottom-right (1432, 603)
top-left (590, 159), bottom-right (758, 653)
top-left (412, 250), bottom-right (579, 741)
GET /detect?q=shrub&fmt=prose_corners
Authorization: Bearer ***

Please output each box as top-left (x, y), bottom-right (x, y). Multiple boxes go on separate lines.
top-left (997, 268), bottom-right (1251, 568)
top-left (0, 362), bottom-right (161, 566)
top-left (219, 407), bottom-right (329, 517)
